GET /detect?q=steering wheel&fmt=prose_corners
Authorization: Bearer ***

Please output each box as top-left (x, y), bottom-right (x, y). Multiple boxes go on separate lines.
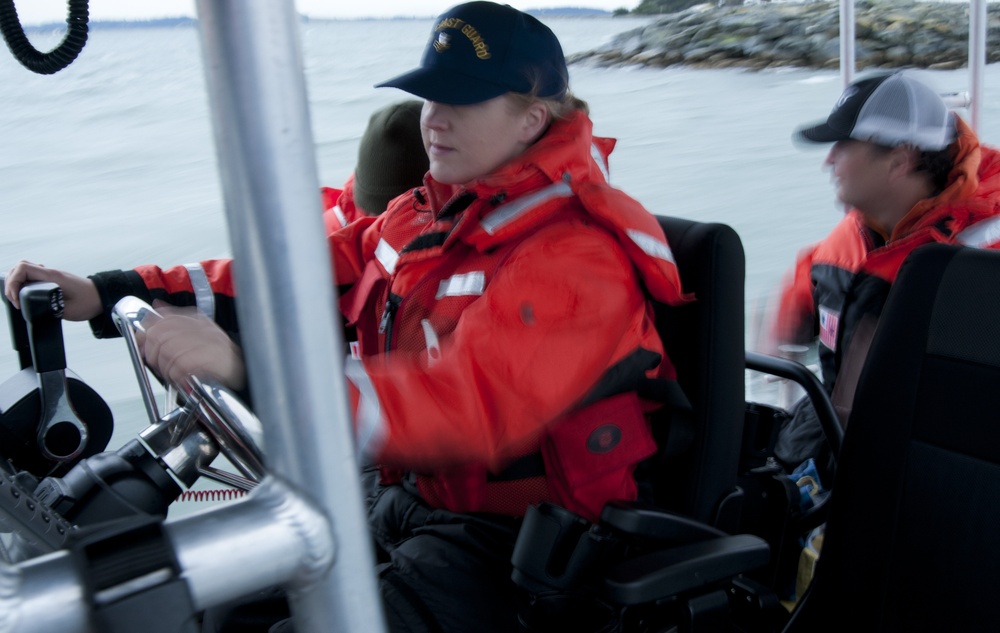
top-left (111, 297), bottom-right (265, 491)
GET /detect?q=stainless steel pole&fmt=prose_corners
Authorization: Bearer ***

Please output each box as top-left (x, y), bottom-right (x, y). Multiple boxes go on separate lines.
top-left (192, 2), bottom-right (386, 631)
top-left (840, 0), bottom-right (855, 88)
top-left (969, 0), bottom-right (985, 132)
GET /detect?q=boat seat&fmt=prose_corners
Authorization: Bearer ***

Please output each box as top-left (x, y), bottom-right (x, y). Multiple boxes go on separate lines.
top-left (642, 215), bottom-right (748, 529)
top-left (512, 215), bottom-right (769, 631)
top-left (784, 243), bottom-right (1000, 631)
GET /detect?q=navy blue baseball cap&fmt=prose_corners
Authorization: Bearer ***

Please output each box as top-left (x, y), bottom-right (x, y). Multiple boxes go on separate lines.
top-left (375, 2), bottom-right (569, 106)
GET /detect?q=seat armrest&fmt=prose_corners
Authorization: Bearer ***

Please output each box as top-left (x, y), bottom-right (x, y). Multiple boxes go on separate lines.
top-left (603, 534), bottom-right (769, 605)
top-left (745, 351), bottom-right (843, 458)
top-left (601, 500), bottom-right (727, 543)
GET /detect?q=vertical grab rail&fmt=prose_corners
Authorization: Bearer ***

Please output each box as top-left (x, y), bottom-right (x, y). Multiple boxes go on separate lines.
top-left (969, 0), bottom-right (985, 132)
top-left (193, 2), bottom-right (386, 632)
top-left (841, 0), bottom-right (984, 131)
top-left (839, 0), bottom-right (855, 89)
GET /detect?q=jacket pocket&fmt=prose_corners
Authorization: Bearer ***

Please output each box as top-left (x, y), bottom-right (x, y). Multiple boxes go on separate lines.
top-left (541, 392), bottom-right (657, 522)
top-left (340, 261), bottom-right (387, 355)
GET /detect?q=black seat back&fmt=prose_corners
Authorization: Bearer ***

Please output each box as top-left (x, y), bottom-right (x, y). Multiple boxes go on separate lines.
top-left (645, 216), bottom-right (746, 528)
top-left (787, 243), bottom-right (1000, 631)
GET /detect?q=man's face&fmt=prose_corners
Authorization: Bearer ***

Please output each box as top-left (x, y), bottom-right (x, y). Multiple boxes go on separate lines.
top-left (824, 139), bottom-right (894, 215)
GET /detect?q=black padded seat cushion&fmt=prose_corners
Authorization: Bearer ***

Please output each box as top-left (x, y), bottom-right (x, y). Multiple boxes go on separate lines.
top-left (643, 216), bottom-right (745, 526)
top-left (787, 244), bottom-right (1000, 632)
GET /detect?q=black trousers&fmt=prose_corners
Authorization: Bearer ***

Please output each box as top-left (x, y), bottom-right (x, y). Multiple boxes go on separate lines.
top-left (202, 470), bottom-right (523, 633)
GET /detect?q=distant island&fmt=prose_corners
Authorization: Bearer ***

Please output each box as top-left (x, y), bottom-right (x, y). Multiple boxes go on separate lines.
top-left (570, 1), bottom-right (1000, 71)
top-left (526, 8), bottom-right (614, 17)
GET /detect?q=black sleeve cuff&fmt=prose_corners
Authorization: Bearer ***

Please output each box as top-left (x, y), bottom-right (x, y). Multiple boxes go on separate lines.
top-left (87, 269), bottom-right (152, 339)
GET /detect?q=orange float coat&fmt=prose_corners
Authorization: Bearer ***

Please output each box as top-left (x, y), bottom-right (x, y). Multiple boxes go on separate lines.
top-left (321, 174), bottom-right (374, 233)
top-left (332, 110), bottom-right (689, 520)
top-left (775, 118), bottom-right (1000, 389)
top-left (86, 113), bottom-right (685, 521)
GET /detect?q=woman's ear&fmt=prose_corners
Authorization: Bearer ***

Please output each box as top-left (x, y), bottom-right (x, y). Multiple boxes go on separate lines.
top-left (519, 101), bottom-right (551, 145)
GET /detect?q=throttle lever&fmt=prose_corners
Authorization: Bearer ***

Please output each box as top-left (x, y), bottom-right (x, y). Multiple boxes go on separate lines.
top-left (19, 283), bottom-right (89, 463)
top-left (1, 273), bottom-right (33, 369)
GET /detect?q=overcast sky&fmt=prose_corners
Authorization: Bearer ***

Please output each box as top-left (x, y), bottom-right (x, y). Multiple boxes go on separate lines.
top-left (16, 0), bottom-right (633, 25)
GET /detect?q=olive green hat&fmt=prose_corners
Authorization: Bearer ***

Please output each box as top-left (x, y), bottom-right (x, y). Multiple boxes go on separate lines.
top-left (353, 100), bottom-right (428, 215)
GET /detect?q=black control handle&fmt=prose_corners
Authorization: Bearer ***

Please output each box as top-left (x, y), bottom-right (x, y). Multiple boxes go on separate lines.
top-left (1, 273), bottom-right (33, 369)
top-left (19, 282), bottom-right (67, 374)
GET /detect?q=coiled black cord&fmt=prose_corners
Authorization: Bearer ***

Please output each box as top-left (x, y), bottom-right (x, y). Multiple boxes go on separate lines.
top-left (0, 0), bottom-right (89, 74)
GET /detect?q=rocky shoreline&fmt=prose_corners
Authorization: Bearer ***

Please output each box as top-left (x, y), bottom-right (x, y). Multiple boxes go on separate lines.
top-left (570, 1), bottom-right (1000, 71)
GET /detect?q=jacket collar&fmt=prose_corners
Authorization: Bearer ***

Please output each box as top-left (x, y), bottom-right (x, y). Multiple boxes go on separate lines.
top-left (422, 111), bottom-right (601, 205)
top-left (420, 110), bottom-right (606, 247)
top-left (888, 117), bottom-right (999, 239)
top-left (410, 111), bottom-right (689, 308)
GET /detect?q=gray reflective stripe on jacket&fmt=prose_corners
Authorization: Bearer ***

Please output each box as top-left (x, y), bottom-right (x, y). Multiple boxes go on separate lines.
top-left (376, 239), bottom-right (400, 275)
top-left (956, 214), bottom-right (1000, 249)
top-left (184, 263), bottom-right (215, 321)
top-left (591, 142), bottom-right (610, 182)
top-left (345, 356), bottom-right (388, 460)
top-left (480, 181), bottom-right (574, 235)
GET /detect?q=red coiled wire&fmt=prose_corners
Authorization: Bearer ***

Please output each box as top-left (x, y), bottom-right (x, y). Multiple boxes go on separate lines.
top-left (177, 488), bottom-right (248, 503)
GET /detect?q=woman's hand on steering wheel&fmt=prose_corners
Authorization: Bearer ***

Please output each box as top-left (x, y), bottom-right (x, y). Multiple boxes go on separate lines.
top-left (141, 303), bottom-right (247, 392)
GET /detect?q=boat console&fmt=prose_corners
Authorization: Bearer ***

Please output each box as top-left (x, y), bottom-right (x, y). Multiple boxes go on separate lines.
top-left (0, 288), bottom-right (265, 562)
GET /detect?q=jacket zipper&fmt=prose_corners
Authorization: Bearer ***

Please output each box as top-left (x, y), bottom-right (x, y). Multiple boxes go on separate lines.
top-left (375, 209), bottom-right (472, 356)
top-left (378, 292), bottom-right (403, 353)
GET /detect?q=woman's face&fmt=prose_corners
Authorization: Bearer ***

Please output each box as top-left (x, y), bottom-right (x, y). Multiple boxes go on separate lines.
top-left (420, 95), bottom-right (547, 186)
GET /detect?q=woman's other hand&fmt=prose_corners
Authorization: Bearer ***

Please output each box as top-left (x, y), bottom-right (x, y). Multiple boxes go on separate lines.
top-left (4, 260), bottom-right (102, 321)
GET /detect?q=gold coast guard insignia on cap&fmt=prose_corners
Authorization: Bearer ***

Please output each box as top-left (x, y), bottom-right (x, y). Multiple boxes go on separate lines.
top-left (433, 32), bottom-right (452, 53)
